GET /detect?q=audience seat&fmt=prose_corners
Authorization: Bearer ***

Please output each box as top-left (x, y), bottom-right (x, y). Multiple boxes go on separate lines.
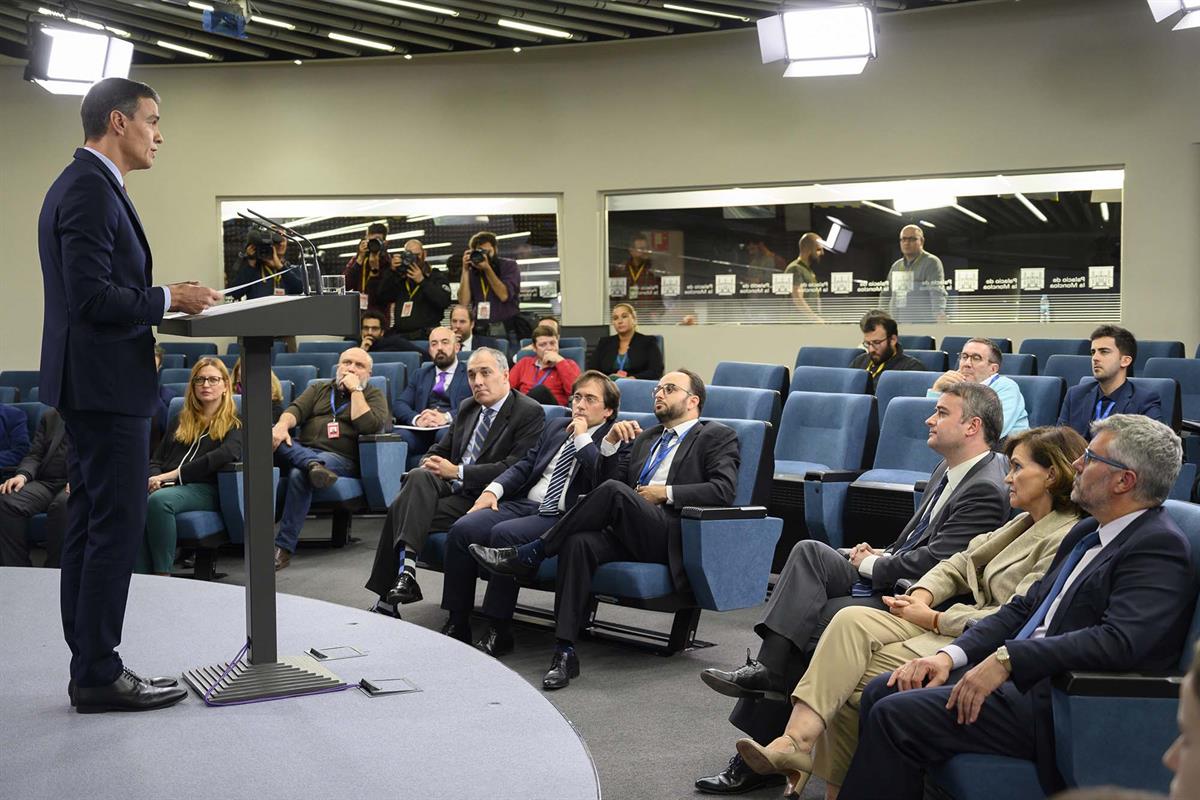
top-left (998, 353), bottom-right (1037, 376)
top-left (1135, 340), bottom-right (1185, 374)
top-left (1018, 338), bottom-right (1090, 368)
top-left (214, 354), bottom-right (240, 370)
top-left (0, 370), bottom-right (39, 402)
top-left (323, 363), bottom-right (404, 417)
top-left (930, 498), bottom-right (1200, 798)
top-left (1008, 375), bottom-right (1067, 428)
top-left (788, 366), bottom-right (869, 396)
top-left (874, 370), bottom-right (939, 426)
top-left (275, 351), bottom-right (339, 377)
top-left (1071, 375), bottom-right (1182, 433)
top-left (1172, 463), bottom-right (1197, 502)
top-left (613, 379), bottom-right (656, 413)
top-left (897, 335), bottom-right (934, 351)
top-left (542, 405), bottom-right (570, 420)
top-left (159, 367), bottom-right (193, 385)
top-left (162, 382), bottom-right (189, 398)
top-left (25, 387), bottom-right (38, 402)
top-left (940, 336), bottom-right (1013, 356)
top-left (1145, 358), bottom-right (1200, 461)
top-left (272, 365), bottom-right (319, 394)
top-left (794, 346), bottom-right (862, 370)
top-left (613, 379), bottom-right (779, 426)
top-left (904, 349), bottom-right (949, 372)
top-left (159, 354), bottom-right (186, 370)
top-left (278, 379), bottom-right (294, 406)
top-left (513, 346), bottom-right (585, 368)
top-left (1043, 355), bottom-right (1093, 388)
top-left (0, 387), bottom-right (17, 405)
top-left (159, 342), bottom-right (218, 366)
top-left (520, 336), bottom-right (588, 350)
top-left (712, 361), bottom-right (789, 398)
top-left (369, 352), bottom-right (422, 381)
top-left (297, 340), bottom-right (356, 355)
top-left (227, 340), bottom-right (287, 356)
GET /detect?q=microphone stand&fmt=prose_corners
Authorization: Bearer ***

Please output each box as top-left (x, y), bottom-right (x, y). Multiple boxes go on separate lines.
top-left (238, 209), bottom-right (323, 296)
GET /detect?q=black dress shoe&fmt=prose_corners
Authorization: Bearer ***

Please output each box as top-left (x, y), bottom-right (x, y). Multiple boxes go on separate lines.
top-left (542, 649), bottom-right (579, 690)
top-left (386, 571), bottom-right (423, 605)
top-left (700, 649), bottom-right (789, 699)
top-left (69, 672), bottom-right (178, 705)
top-left (468, 544), bottom-right (537, 579)
top-left (474, 626), bottom-right (514, 657)
top-left (274, 546), bottom-right (291, 571)
top-left (73, 668), bottom-right (188, 714)
top-left (695, 754), bottom-right (787, 795)
top-left (440, 618), bottom-right (472, 644)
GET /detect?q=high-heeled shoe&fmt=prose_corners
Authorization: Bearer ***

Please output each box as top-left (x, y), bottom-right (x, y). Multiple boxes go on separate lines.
top-left (735, 735), bottom-right (813, 795)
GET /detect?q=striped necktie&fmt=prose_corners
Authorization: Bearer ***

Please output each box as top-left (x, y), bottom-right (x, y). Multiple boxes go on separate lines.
top-left (461, 407), bottom-right (495, 466)
top-left (538, 437), bottom-right (578, 516)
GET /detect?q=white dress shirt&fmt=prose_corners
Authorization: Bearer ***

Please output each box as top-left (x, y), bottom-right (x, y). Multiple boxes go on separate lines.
top-left (600, 417), bottom-right (700, 505)
top-left (485, 423), bottom-right (600, 510)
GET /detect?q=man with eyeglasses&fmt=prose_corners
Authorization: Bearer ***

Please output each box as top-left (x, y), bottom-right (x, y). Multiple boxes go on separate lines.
top-left (471, 368), bottom-right (740, 690)
top-left (929, 337), bottom-right (1029, 439)
top-left (843, 415), bottom-right (1195, 799)
top-left (1058, 324), bottom-right (1162, 441)
top-left (849, 310), bottom-right (924, 394)
top-left (878, 225), bottom-right (947, 324)
top-left (438, 371), bottom-right (625, 656)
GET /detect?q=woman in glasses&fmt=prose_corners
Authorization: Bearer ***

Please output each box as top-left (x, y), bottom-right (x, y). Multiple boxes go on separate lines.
top-left (135, 357), bottom-right (242, 575)
top-left (589, 302), bottom-right (664, 381)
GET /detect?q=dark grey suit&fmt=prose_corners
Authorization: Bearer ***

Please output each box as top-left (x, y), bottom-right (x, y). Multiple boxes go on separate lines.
top-left (732, 450), bottom-right (1010, 742)
top-left (364, 390), bottom-right (544, 596)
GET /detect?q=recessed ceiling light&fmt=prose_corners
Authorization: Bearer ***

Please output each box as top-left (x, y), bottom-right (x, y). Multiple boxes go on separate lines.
top-left (157, 39), bottom-right (215, 59)
top-left (293, 59), bottom-right (302, 65)
top-left (404, 53), bottom-right (413, 59)
top-left (498, 18), bottom-right (573, 38)
top-left (512, 46), bottom-right (522, 52)
top-left (251, 15), bottom-right (296, 30)
top-left (328, 32), bottom-right (396, 51)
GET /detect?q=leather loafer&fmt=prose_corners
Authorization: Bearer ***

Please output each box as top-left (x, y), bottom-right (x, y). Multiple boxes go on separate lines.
top-left (274, 546), bottom-right (291, 571)
top-left (695, 754), bottom-right (787, 795)
top-left (306, 462), bottom-right (339, 489)
top-left (386, 571), bottom-right (423, 605)
top-left (73, 668), bottom-right (188, 714)
top-left (69, 673), bottom-right (178, 706)
top-left (440, 618), bottom-right (472, 644)
top-left (468, 544), bottom-right (537, 579)
top-left (542, 649), bottom-right (579, 690)
top-left (700, 649), bottom-right (789, 699)
top-left (474, 626), bottom-right (514, 657)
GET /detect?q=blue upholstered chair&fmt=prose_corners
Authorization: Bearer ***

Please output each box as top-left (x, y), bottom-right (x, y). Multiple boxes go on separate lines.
top-left (897, 335), bottom-right (934, 351)
top-left (712, 362), bottom-right (790, 398)
top-left (214, 354), bottom-right (240, 370)
top-left (930, 499), bottom-right (1200, 799)
top-left (1172, 463), bottom-right (1197, 502)
top-left (1008, 375), bottom-right (1066, 428)
top-left (998, 353), bottom-right (1037, 376)
top-left (159, 341), bottom-right (218, 366)
top-left (272, 365), bottom-right (319, 393)
top-left (1135, 340), bottom-right (1185, 375)
top-left (613, 378), bottom-right (656, 413)
top-left (1073, 374), bottom-right (1182, 433)
top-left (159, 367), bottom-right (193, 385)
top-left (702, 386), bottom-right (781, 425)
top-left (874, 370), bottom-right (939, 426)
top-left (159, 354), bottom-right (185, 370)
top-left (1018, 338), bottom-right (1090, 369)
top-left (369, 351), bottom-right (422, 382)
top-left (278, 379), bottom-right (294, 406)
top-left (0, 370), bottom-right (40, 402)
top-left (512, 346), bottom-right (585, 368)
top-left (0, 387), bottom-right (17, 405)
top-left (275, 351), bottom-right (339, 377)
top-left (789, 366), bottom-right (869, 396)
top-left (794, 347), bottom-right (862, 370)
top-left (297, 340), bottom-right (355, 355)
top-left (1146, 358), bottom-right (1200, 462)
top-left (542, 405), bottom-right (570, 420)
top-left (1044, 355), bottom-right (1093, 388)
top-left (227, 340), bottom-right (286, 357)
top-left (323, 362), bottom-right (406, 417)
top-left (940, 335), bottom-right (1013, 357)
top-left (905, 349), bottom-right (949, 372)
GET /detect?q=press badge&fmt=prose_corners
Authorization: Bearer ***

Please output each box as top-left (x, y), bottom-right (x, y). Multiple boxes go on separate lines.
top-left (274, 287), bottom-right (285, 296)
top-left (359, 293), bottom-right (369, 310)
top-left (476, 301), bottom-right (491, 321)
top-left (628, 285), bottom-right (639, 300)
top-left (400, 301), bottom-right (414, 318)
top-left (327, 421), bottom-right (340, 439)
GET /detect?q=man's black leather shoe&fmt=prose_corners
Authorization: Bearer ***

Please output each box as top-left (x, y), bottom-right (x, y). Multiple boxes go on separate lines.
top-left (474, 626), bottom-right (514, 657)
top-left (542, 649), bottom-right (579, 690)
top-left (73, 669), bottom-right (187, 714)
top-left (695, 754), bottom-right (787, 795)
top-left (69, 673), bottom-right (178, 706)
top-left (440, 618), bottom-right (472, 644)
top-left (386, 571), bottom-right (423, 605)
top-left (468, 544), bottom-right (537, 579)
top-left (700, 649), bottom-right (789, 699)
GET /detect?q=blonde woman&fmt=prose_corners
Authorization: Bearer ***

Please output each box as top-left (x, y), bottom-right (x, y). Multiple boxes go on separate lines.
top-left (231, 357), bottom-right (285, 422)
top-left (589, 303), bottom-right (663, 380)
top-left (136, 358), bottom-right (242, 575)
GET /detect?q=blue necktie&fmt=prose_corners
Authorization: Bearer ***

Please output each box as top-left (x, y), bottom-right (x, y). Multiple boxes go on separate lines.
top-left (850, 474), bottom-right (949, 597)
top-left (538, 436), bottom-right (578, 516)
top-left (637, 429), bottom-right (677, 486)
top-left (1014, 528), bottom-right (1102, 640)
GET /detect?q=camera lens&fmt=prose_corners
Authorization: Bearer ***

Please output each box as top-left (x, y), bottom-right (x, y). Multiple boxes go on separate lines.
top-left (367, 239), bottom-right (382, 254)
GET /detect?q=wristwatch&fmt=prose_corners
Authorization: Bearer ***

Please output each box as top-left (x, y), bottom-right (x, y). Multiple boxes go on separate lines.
top-left (994, 645), bottom-right (1013, 673)
top-left (351, 385), bottom-right (364, 393)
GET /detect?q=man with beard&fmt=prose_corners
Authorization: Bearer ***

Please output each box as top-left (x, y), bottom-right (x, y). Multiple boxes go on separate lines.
top-left (388, 239), bottom-right (452, 341)
top-left (849, 310), bottom-right (924, 393)
top-left (611, 232), bottom-right (664, 322)
top-left (470, 368), bottom-right (740, 690)
top-left (393, 326), bottom-right (472, 461)
top-left (784, 232), bottom-right (826, 322)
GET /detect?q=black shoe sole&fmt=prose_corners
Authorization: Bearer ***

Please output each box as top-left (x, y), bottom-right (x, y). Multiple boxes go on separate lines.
top-left (543, 660), bottom-right (580, 690)
top-left (474, 640), bottom-right (514, 657)
top-left (387, 588), bottom-right (423, 605)
top-left (700, 670), bottom-right (768, 700)
top-left (75, 692), bottom-right (187, 714)
top-left (694, 773), bottom-right (787, 795)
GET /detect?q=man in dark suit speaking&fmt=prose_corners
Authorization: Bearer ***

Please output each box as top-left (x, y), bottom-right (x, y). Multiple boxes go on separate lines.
top-left (472, 368), bottom-right (740, 690)
top-left (37, 78), bottom-right (221, 713)
top-left (841, 414), bottom-right (1196, 798)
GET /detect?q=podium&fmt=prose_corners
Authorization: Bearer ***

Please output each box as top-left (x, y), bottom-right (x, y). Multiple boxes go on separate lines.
top-left (159, 293), bottom-right (359, 702)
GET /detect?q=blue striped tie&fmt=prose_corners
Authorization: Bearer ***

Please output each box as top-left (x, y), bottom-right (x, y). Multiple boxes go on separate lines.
top-left (538, 437), bottom-right (578, 516)
top-left (462, 407), bottom-right (495, 466)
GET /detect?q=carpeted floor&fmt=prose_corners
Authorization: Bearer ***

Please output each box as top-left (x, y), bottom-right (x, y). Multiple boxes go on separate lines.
top-left (208, 516), bottom-right (829, 800)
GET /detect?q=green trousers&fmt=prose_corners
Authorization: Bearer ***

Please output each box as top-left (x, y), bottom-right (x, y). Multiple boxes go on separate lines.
top-left (137, 483), bottom-right (219, 574)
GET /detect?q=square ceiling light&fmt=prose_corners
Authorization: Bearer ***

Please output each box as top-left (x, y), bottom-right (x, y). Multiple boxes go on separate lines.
top-left (24, 23), bottom-right (133, 95)
top-left (757, 5), bottom-right (876, 78)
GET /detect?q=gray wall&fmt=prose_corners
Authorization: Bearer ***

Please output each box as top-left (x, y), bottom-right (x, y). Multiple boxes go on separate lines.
top-left (2, 0), bottom-right (1198, 376)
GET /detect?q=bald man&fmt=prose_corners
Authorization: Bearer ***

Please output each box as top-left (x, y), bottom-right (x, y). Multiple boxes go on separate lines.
top-left (784, 232), bottom-right (826, 322)
top-left (388, 238), bottom-right (452, 340)
top-left (270, 346), bottom-right (391, 570)
top-left (879, 224), bottom-right (947, 323)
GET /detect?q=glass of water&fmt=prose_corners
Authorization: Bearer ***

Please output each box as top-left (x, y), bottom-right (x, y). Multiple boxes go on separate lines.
top-left (320, 274), bottom-right (346, 295)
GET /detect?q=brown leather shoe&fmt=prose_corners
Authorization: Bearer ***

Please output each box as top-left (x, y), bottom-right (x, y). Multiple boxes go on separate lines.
top-left (274, 546), bottom-right (291, 571)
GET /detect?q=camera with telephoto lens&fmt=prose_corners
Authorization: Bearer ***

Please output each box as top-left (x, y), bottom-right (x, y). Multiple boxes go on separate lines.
top-left (247, 228), bottom-right (283, 259)
top-left (367, 238), bottom-right (384, 255)
top-left (396, 250), bottom-right (418, 267)
top-left (468, 249), bottom-right (488, 265)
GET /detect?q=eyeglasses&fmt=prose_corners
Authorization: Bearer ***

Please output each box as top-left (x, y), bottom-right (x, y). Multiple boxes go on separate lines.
top-left (652, 383), bottom-right (694, 397)
top-left (192, 375), bottom-right (225, 386)
top-left (959, 352), bottom-right (989, 364)
top-left (571, 393), bottom-right (603, 405)
top-left (863, 337), bottom-right (889, 349)
top-left (1082, 448), bottom-right (1132, 472)
top-left (899, 236), bottom-right (921, 243)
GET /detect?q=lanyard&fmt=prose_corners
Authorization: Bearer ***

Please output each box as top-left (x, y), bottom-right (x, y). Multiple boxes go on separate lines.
top-left (614, 352), bottom-right (629, 373)
top-left (479, 274), bottom-right (490, 301)
top-left (533, 365), bottom-right (553, 387)
top-left (628, 262), bottom-right (645, 284)
top-left (1094, 397), bottom-right (1116, 421)
top-left (637, 425), bottom-right (690, 486)
top-left (259, 264), bottom-right (281, 289)
top-left (866, 359), bottom-right (886, 380)
top-left (404, 279), bottom-right (422, 300)
top-left (329, 386), bottom-right (350, 418)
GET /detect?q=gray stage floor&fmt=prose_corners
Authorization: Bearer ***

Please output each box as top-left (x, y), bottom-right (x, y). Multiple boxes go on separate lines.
top-left (0, 567), bottom-right (599, 800)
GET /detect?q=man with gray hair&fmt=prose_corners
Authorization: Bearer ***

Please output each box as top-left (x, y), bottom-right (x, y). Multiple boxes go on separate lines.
top-left (364, 347), bottom-right (544, 614)
top-left (928, 337), bottom-right (1029, 439)
top-left (845, 414), bottom-right (1196, 798)
top-left (879, 224), bottom-right (947, 323)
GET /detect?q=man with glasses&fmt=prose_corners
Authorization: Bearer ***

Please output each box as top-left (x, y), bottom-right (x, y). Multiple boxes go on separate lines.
top-left (1058, 324), bottom-right (1162, 440)
top-left (843, 415), bottom-right (1195, 798)
top-left (929, 337), bottom-right (1029, 439)
top-left (471, 368), bottom-right (740, 690)
top-left (850, 310), bottom-right (924, 393)
top-left (438, 371), bottom-right (624, 656)
top-left (879, 225), bottom-right (947, 324)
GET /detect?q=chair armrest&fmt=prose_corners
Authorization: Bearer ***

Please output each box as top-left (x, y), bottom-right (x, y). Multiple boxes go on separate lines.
top-left (1182, 419), bottom-right (1200, 434)
top-left (360, 435), bottom-right (408, 510)
top-left (219, 462), bottom-right (244, 473)
top-left (681, 505), bottom-right (767, 520)
top-left (680, 512), bottom-right (782, 611)
top-left (1051, 670), bottom-right (1183, 699)
top-left (893, 578), bottom-right (914, 595)
top-left (361, 433), bottom-right (406, 443)
top-left (217, 465), bottom-right (279, 545)
top-left (914, 480), bottom-right (929, 493)
top-left (803, 470), bottom-right (862, 483)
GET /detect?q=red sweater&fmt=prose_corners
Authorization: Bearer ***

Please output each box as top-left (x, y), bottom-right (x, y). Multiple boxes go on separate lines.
top-left (509, 355), bottom-right (581, 405)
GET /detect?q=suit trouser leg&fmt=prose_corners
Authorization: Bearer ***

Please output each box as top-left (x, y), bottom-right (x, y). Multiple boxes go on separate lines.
top-left (755, 539), bottom-right (862, 652)
top-left (540, 479), bottom-right (668, 559)
top-left (553, 530), bottom-right (627, 641)
top-left (0, 481), bottom-right (58, 567)
top-left (480, 513), bottom-right (559, 620)
top-left (441, 500), bottom-right (538, 616)
top-left (839, 672), bottom-right (1037, 800)
top-left (59, 410), bottom-right (150, 687)
top-left (44, 488), bottom-right (69, 569)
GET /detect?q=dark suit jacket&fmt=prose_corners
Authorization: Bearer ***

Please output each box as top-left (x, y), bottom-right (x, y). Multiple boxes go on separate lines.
top-left (870, 451), bottom-right (1011, 591)
top-left (424, 390), bottom-right (544, 496)
top-left (15, 407), bottom-right (68, 483)
top-left (952, 506), bottom-right (1195, 791)
top-left (0, 405), bottom-right (30, 469)
top-left (394, 363), bottom-right (471, 425)
top-left (493, 417), bottom-right (623, 507)
top-left (850, 347), bottom-right (925, 394)
top-left (600, 419), bottom-right (740, 591)
top-left (389, 268), bottom-right (452, 336)
top-left (463, 335), bottom-right (506, 355)
top-left (1057, 378), bottom-right (1163, 440)
top-left (38, 149), bottom-right (165, 417)
top-left (589, 332), bottom-right (664, 380)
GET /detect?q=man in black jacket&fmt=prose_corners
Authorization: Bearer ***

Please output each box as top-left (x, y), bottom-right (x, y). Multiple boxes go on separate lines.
top-left (388, 239), bottom-right (452, 341)
top-left (0, 407), bottom-right (70, 567)
top-left (472, 368), bottom-right (741, 690)
top-left (850, 310), bottom-right (924, 394)
top-left (842, 414), bottom-right (1196, 798)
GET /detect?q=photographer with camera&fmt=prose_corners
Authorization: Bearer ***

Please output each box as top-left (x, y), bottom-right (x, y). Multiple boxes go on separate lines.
top-left (457, 231), bottom-right (521, 345)
top-left (389, 239), bottom-right (451, 340)
top-left (344, 222), bottom-right (401, 317)
top-left (227, 227), bottom-right (303, 300)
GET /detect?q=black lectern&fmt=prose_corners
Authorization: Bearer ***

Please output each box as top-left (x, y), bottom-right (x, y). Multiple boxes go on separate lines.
top-left (159, 293), bottom-right (358, 702)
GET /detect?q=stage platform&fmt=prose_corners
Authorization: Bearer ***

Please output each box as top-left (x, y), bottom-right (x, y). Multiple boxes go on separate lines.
top-left (0, 567), bottom-right (600, 800)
